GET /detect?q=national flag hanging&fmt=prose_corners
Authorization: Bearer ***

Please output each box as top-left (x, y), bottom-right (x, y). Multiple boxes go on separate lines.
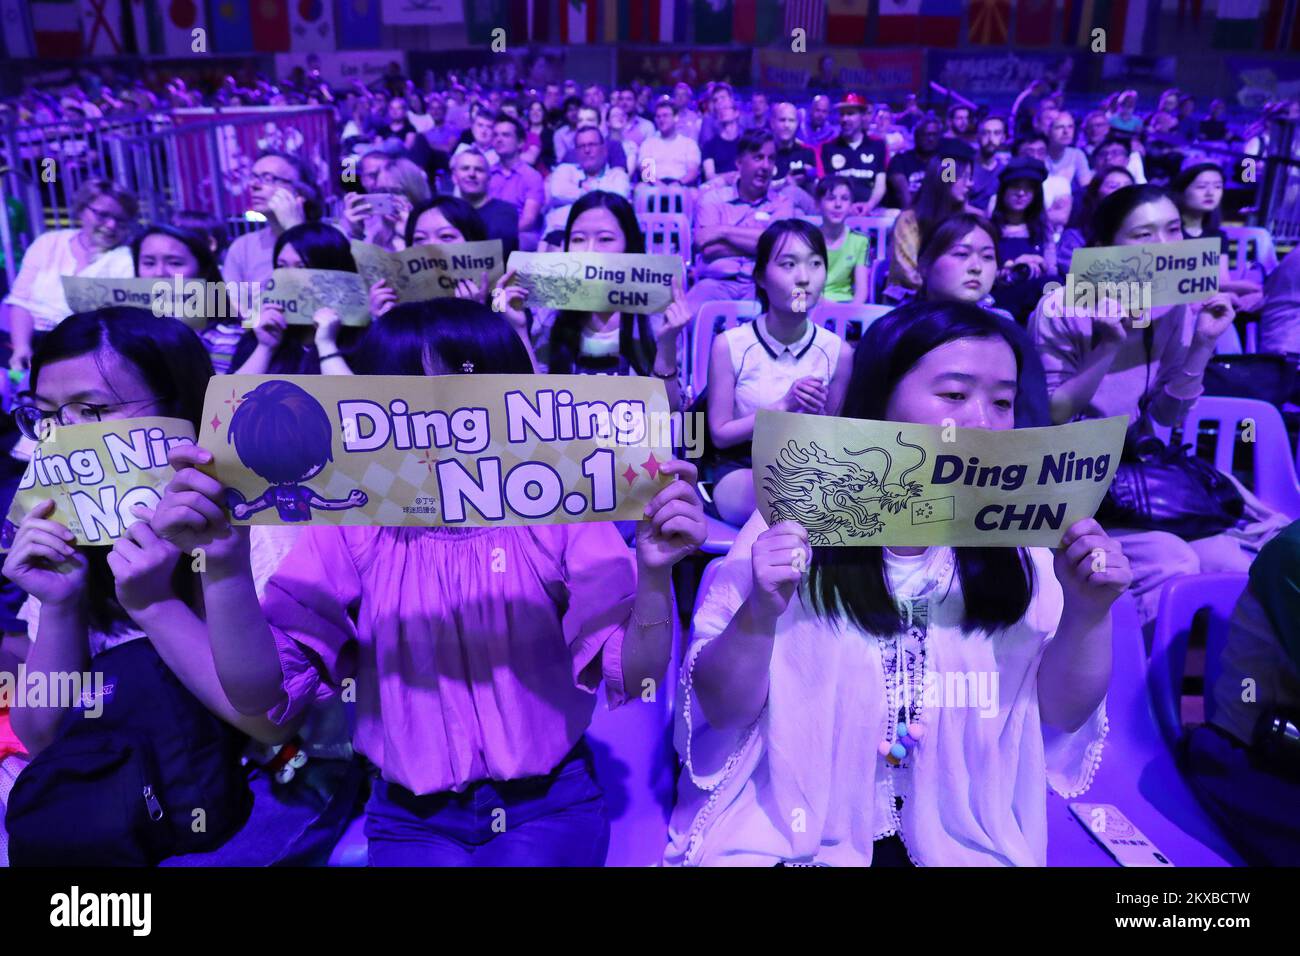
top-left (212, 0), bottom-right (253, 51)
top-left (31, 0), bottom-right (82, 57)
top-left (876, 0), bottom-right (921, 45)
top-left (162, 0), bottom-right (205, 54)
top-left (826, 0), bottom-right (868, 43)
top-left (784, 0), bottom-right (827, 42)
top-left (969, 0), bottom-right (1009, 44)
top-left (560, 0), bottom-right (596, 42)
top-left (732, 0), bottom-right (781, 42)
top-left (1264, 0), bottom-right (1300, 50)
top-left (125, 0), bottom-right (158, 54)
top-left (694, 0), bottom-right (733, 43)
top-left (1015, 0), bottom-right (1053, 44)
top-left (79, 0), bottom-right (126, 54)
top-left (467, 0), bottom-right (506, 45)
top-left (251, 0), bottom-right (291, 51)
top-left (1121, 0), bottom-right (1159, 53)
top-left (0, 0), bottom-right (35, 56)
top-left (336, 0), bottom-right (382, 48)
top-left (1212, 0), bottom-right (1262, 48)
top-left (920, 0), bottom-right (960, 45)
top-left (290, 0), bottom-right (335, 50)
top-left (1177, 0), bottom-right (1204, 27)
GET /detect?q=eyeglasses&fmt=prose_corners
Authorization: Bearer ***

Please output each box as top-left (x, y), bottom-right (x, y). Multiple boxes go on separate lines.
top-left (249, 170), bottom-right (299, 188)
top-left (84, 204), bottom-right (129, 224)
top-left (13, 398), bottom-right (159, 441)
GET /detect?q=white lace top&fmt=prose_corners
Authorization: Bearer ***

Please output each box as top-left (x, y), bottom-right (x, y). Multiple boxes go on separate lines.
top-left (664, 511), bottom-right (1108, 867)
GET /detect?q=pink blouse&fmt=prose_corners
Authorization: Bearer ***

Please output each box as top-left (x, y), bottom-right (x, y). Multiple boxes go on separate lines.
top-left (261, 523), bottom-right (636, 795)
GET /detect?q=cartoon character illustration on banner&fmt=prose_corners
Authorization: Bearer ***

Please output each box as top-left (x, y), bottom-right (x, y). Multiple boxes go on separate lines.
top-left (225, 379), bottom-right (368, 522)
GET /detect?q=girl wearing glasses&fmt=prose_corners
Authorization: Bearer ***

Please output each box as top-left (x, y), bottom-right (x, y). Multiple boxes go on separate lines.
top-left (0, 307), bottom-right (362, 865)
top-left (2, 179), bottom-right (138, 372)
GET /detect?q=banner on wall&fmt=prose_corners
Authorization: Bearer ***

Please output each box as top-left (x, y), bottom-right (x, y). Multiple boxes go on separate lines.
top-left (752, 413), bottom-right (1127, 548)
top-left (1226, 55), bottom-right (1300, 109)
top-left (3, 418), bottom-right (196, 548)
top-left (615, 48), bottom-right (752, 87)
top-left (753, 48), bottom-right (923, 97)
top-left (379, 0), bottom-right (461, 26)
top-left (200, 375), bottom-right (672, 528)
top-left (926, 49), bottom-right (1079, 98)
top-left (274, 50), bottom-right (400, 88)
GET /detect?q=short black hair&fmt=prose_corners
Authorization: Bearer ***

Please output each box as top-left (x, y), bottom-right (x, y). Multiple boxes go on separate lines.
top-left (736, 127), bottom-right (775, 159)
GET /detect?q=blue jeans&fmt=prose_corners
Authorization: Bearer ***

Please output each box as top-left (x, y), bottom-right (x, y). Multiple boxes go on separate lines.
top-left (364, 739), bottom-right (610, 867)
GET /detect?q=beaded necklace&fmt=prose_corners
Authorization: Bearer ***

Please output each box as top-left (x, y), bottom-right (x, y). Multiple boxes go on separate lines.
top-left (877, 547), bottom-right (955, 770)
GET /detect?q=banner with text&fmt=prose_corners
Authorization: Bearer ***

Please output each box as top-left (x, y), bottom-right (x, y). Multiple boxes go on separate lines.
top-left (1067, 237), bottom-right (1220, 308)
top-left (504, 251), bottom-right (683, 315)
top-left (351, 240), bottom-right (505, 303)
top-left (753, 412), bottom-right (1128, 547)
top-left (200, 375), bottom-right (673, 528)
top-left (3, 418), bottom-right (196, 548)
top-left (61, 276), bottom-right (254, 329)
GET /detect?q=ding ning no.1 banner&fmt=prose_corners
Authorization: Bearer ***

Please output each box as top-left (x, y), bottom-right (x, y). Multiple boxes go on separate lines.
top-left (200, 374), bottom-right (673, 528)
top-left (752, 411), bottom-right (1129, 547)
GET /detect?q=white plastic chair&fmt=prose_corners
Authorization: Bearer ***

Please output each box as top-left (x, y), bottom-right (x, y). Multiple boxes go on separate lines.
top-left (638, 213), bottom-right (692, 265)
top-left (810, 301), bottom-right (892, 346)
top-left (688, 299), bottom-right (762, 399)
top-left (1221, 225), bottom-right (1278, 279)
top-left (635, 182), bottom-right (691, 218)
top-left (1167, 395), bottom-right (1300, 519)
top-left (844, 215), bottom-right (892, 263)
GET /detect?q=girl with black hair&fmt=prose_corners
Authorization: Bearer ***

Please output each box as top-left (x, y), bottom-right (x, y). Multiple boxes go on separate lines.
top-left (149, 298), bottom-right (708, 866)
top-left (495, 191), bottom-right (689, 405)
top-left (890, 151), bottom-right (976, 293)
top-left (1173, 162), bottom-right (1263, 310)
top-left (1056, 164), bottom-right (1134, 274)
top-left (990, 157), bottom-right (1057, 322)
top-left (233, 222), bottom-right (362, 377)
top-left (706, 218), bottom-right (853, 527)
top-left (667, 300), bottom-right (1130, 867)
top-left (1032, 183), bottom-right (1284, 624)
top-left (132, 223), bottom-right (245, 375)
top-left (0, 308), bottom-right (314, 862)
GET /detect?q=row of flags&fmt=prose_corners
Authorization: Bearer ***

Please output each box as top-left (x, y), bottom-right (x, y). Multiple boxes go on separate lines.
top-left (0, 0), bottom-right (397, 58)
top-left (5, 0), bottom-right (1299, 57)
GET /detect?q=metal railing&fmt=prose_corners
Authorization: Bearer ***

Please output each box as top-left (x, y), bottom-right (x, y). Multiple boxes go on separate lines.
top-left (0, 106), bottom-right (339, 286)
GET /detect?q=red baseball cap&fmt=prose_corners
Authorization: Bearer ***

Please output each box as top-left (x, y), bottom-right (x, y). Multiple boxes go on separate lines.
top-left (834, 93), bottom-right (868, 112)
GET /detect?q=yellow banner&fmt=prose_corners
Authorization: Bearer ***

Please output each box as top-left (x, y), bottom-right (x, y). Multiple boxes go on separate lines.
top-left (351, 239), bottom-right (505, 302)
top-left (250, 268), bottom-right (372, 327)
top-left (3, 417), bottom-right (196, 548)
top-left (200, 374), bottom-right (673, 527)
top-left (1067, 237), bottom-right (1220, 308)
top-left (753, 412), bottom-right (1129, 547)
top-left (60, 276), bottom-right (247, 329)
top-left (504, 251), bottom-right (684, 315)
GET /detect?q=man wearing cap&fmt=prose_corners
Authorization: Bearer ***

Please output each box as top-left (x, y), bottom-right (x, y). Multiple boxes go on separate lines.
top-left (818, 94), bottom-right (887, 215)
top-left (687, 129), bottom-right (817, 312)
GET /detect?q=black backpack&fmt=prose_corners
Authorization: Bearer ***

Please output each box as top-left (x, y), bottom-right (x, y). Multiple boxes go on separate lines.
top-left (5, 637), bottom-right (252, 866)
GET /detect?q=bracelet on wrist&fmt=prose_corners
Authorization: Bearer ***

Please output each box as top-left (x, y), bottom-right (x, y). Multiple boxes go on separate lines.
top-left (317, 351), bottom-right (343, 363)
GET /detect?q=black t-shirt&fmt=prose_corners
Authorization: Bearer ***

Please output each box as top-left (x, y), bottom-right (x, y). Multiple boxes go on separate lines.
top-left (702, 134), bottom-right (740, 177)
top-left (886, 150), bottom-right (929, 206)
top-left (775, 141), bottom-right (817, 183)
top-left (818, 135), bottom-right (888, 203)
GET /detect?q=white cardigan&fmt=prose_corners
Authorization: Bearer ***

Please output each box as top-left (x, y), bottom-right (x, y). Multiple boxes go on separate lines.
top-left (665, 512), bottom-right (1107, 867)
